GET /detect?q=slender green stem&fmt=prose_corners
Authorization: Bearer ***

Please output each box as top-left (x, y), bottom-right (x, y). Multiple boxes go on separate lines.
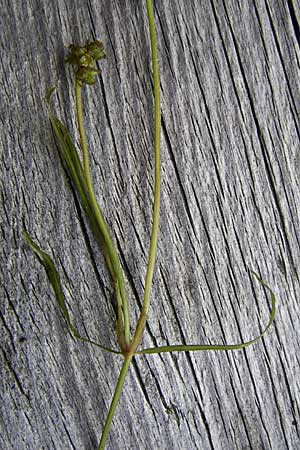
top-left (132, 0), bottom-right (161, 350)
top-left (76, 335), bottom-right (122, 355)
top-left (75, 80), bottom-right (131, 346)
top-left (98, 356), bottom-right (133, 450)
top-left (143, 0), bottom-right (161, 318)
top-left (137, 272), bottom-right (276, 355)
top-left (75, 81), bottom-right (93, 190)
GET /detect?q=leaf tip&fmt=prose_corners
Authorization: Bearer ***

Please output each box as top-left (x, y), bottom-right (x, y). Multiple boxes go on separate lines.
top-left (45, 85), bottom-right (57, 106)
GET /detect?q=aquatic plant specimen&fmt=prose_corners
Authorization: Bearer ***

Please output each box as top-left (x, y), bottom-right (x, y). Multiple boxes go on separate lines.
top-left (24, 0), bottom-right (276, 448)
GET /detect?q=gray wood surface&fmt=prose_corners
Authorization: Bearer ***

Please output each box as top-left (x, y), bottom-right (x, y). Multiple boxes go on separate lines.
top-left (1, 0), bottom-right (300, 449)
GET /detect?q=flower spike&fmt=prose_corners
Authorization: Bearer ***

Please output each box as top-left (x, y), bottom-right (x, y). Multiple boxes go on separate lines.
top-left (65, 40), bottom-right (106, 85)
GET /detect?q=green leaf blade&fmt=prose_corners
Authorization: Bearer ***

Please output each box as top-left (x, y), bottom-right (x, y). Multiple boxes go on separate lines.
top-left (23, 230), bottom-right (121, 355)
top-left (45, 88), bottom-right (115, 276)
top-left (45, 87), bottom-right (129, 337)
top-left (22, 230), bottom-right (80, 338)
top-left (138, 272), bottom-right (276, 356)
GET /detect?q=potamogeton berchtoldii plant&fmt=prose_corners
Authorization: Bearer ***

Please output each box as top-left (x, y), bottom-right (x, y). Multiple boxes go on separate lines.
top-left (23, 0), bottom-right (276, 448)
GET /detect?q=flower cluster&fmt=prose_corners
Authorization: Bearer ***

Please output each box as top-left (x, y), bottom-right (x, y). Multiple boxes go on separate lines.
top-left (65, 40), bottom-right (106, 85)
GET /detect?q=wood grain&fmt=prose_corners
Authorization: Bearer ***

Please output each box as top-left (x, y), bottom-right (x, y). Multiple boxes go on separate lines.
top-left (1, 0), bottom-right (300, 449)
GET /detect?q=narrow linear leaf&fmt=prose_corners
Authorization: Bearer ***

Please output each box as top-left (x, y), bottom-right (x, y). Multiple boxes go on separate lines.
top-left (46, 89), bottom-right (88, 208)
top-left (138, 272), bottom-right (276, 355)
top-left (23, 230), bottom-right (121, 355)
top-left (45, 85), bottom-right (57, 104)
top-left (45, 87), bottom-right (125, 326)
top-left (23, 230), bottom-right (78, 336)
top-left (45, 89), bottom-right (115, 277)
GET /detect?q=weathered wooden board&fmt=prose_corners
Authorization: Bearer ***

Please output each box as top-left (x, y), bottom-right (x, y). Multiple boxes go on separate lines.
top-left (1, 0), bottom-right (300, 449)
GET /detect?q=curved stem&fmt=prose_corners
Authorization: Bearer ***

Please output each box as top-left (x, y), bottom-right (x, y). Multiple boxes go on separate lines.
top-left (98, 356), bottom-right (133, 450)
top-left (137, 272), bottom-right (276, 355)
top-left (75, 81), bottom-right (131, 346)
top-left (131, 0), bottom-right (161, 351)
